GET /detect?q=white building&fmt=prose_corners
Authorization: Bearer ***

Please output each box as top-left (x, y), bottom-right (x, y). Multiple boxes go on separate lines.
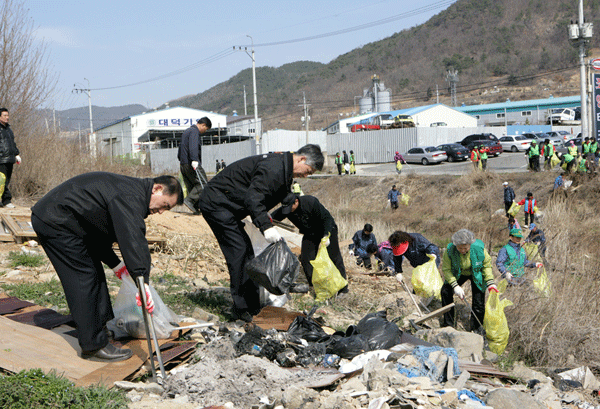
top-left (95, 106), bottom-right (227, 156)
top-left (227, 113), bottom-right (262, 138)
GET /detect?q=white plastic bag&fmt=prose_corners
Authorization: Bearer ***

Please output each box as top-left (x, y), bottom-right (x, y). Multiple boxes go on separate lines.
top-left (107, 273), bottom-right (180, 339)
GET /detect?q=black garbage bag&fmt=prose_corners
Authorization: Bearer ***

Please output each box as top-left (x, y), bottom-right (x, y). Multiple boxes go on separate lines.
top-left (287, 315), bottom-right (329, 343)
top-left (355, 310), bottom-right (402, 351)
top-left (326, 334), bottom-right (369, 359)
top-left (245, 240), bottom-right (300, 295)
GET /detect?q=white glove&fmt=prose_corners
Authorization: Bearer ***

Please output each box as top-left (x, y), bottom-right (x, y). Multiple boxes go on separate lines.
top-left (505, 272), bottom-right (513, 282)
top-left (191, 161), bottom-right (198, 170)
top-left (395, 273), bottom-right (404, 283)
top-left (15, 155), bottom-right (21, 164)
top-left (112, 261), bottom-right (128, 280)
top-left (349, 249), bottom-right (354, 256)
top-left (263, 227), bottom-right (282, 243)
top-left (322, 237), bottom-right (330, 247)
top-left (136, 283), bottom-right (155, 314)
top-left (453, 286), bottom-right (465, 300)
top-left (536, 262), bottom-right (543, 268)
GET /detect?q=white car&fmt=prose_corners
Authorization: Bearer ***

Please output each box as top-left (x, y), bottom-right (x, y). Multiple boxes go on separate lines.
top-left (404, 146), bottom-right (447, 165)
top-left (498, 135), bottom-right (532, 152)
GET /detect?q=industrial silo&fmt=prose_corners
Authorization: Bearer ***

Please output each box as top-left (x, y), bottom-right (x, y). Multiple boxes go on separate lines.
top-left (376, 82), bottom-right (392, 112)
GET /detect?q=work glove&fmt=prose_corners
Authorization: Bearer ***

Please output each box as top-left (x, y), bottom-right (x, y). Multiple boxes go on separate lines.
top-left (535, 262), bottom-right (543, 268)
top-left (504, 272), bottom-right (513, 282)
top-left (349, 249), bottom-right (354, 256)
top-left (136, 283), bottom-right (155, 314)
top-left (322, 236), bottom-right (330, 247)
top-left (112, 261), bottom-right (128, 280)
top-left (395, 273), bottom-right (404, 283)
top-left (191, 161), bottom-right (198, 170)
top-left (488, 284), bottom-right (499, 293)
top-left (453, 286), bottom-right (465, 300)
top-left (15, 155), bottom-right (21, 164)
top-left (263, 227), bottom-right (282, 243)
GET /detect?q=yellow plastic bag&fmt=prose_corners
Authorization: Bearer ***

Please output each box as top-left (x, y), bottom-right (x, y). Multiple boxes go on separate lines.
top-left (178, 173), bottom-right (188, 197)
top-left (522, 242), bottom-right (542, 262)
top-left (401, 194), bottom-right (410, 206)
top-left (349, 163), bottom-right (356, 173)
top-left (411, 254), bottom-right (443, 299)
top-left (533, 205), bottom-right (539, 213)
top-left (311, 236), bottom-right (348, 302)
top-left (533, 267), bottom-right (551, 297)
top-left (507, 201), bottom-right (521, 216)
top-left (550, 153), bottom-right (560, 168)
top-left (483, 282), bottom-right (513, 355)
top-left (396, 160), bottom-right (403, 172)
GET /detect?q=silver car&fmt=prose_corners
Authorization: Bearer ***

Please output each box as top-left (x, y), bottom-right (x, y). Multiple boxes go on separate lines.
top-left (404, 146), bottom-right (448, 165)
top-left (499, 135), bottom-right (532, 152)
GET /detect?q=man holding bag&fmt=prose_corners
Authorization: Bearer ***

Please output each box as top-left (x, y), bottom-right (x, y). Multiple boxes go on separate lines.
top-left (271, 193), bottom-right (348, 294)
top-left (388, 230), bottom-right (441, 278)
top-left (440, 229), bottom-right (497, 333)
top-left (31, 172), bottom-right (183, 362)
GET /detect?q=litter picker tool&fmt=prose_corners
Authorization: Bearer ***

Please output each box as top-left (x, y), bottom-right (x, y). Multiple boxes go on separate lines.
top-left (136, 276), bottom-right (167, 384)
top-left (396, 274), bottom-right (423, 317)
top-left (458, 295), bottom-right (484, 330)
top-left (194, 167), bottom-right (208, 189)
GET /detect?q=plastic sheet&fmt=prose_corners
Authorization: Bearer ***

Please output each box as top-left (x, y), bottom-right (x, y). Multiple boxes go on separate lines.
top-left (411, 254), bottom-right (443, 299)
top-left (107, 273), bottom-right (180, 339)
top-left (311, 236), bottom-right (348, 301)
top-left (483, 282), bottom-right (513, 355)
top-left (245, 240), bottom-right (300, 296)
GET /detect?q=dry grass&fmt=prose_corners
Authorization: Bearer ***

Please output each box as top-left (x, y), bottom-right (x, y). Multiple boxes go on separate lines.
top-left (302, 170), bottom-right (600, 367)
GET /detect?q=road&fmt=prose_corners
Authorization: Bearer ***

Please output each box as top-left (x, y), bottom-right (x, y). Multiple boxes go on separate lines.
top-left (354, 151), bottom-right (532, 176)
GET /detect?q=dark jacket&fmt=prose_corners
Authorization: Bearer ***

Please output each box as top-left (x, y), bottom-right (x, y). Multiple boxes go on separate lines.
top-left (503, 186), bottom-right (515, 203)
top-left (388, 189), bottom-right (401, 202)
top-left (343, 152), bottom-right (349, 164)
top-left (200, 152), bottom-right (294, 232)
top-left (177, 124), bottom-right (201, 165)
top-left (271, 195), bottom-right (335, 239)
top-left (0, 122), bottom-right (19, 164)
top-left (352, 230), bottom-right (377, 259)
top-left (394, 233), bottom-right (440, 273)
top-left (31, 172), bottom-right (154, 283)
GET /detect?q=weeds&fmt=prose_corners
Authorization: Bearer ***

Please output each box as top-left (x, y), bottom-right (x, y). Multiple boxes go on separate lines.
top-left (0, 368), bottom-right (127, 409)
top-left (0, 279), bottom-right (68, 313)
top-left (7, 251), bottom-right (46, 268)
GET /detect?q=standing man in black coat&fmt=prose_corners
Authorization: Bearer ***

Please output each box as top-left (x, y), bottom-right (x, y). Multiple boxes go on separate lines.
top-left (342, 150), bottom-right (350, 174)
top-left (271, 193), bottom-right (348, 294)
top-left (178, 117), bottom-right (212, 214)
top-left (503, 181), bottom-right (515, 217)
top-left (198, 145), bottom-right (324, 322)
top-left (31, 172), bottom-right (183, 362)
top-left (0, 108), bottom-right (21, 208)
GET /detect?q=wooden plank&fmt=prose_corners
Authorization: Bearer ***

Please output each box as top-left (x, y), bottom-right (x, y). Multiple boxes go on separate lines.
top-left (413, 303), bottom-right (455, 325)
top-left (0, 214), bottom-right (36, 243)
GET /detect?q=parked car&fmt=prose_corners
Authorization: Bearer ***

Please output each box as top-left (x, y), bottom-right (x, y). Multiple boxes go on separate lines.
top-left (458, 133), bottom-right (502, 156)
top-left (498, 135), bottom-right (532, 152)
top-left (436, 143), bottom-right (470, 162)
top-left (350, 124), bottom-right (380, 132)
top-left (391, 114), bottom-right (415, 128)
top-left (546, 130), bottom-right (573, 141)
top-left (404, 146), bottom-right (447, 165)
top-left (555, 137), bottom-right (583, 155)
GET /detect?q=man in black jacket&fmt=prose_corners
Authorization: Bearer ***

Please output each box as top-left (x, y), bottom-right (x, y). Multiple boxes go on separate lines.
top-left (0, 108), bottom-right (21, 208)
top-left (198, 144), bottom-right (324, 322)
top-left (178, 117), bottom-right (212, 214)
top-left (388, 231), bottom-right (441, 278)
top-left (503, 181), bottom-right (515, 217)
top-left (31, 172), bottom-right (183, 362)
top-left (271, 193), bottom-right (348, 293)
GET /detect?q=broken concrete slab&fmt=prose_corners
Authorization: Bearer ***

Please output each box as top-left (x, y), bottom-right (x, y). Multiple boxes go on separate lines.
top-left (485, 388), bottom-right (546, 409)
top-left (418, 327), bottom-right (483, 360)
top-left (510, 361), bottom-right (552, 384)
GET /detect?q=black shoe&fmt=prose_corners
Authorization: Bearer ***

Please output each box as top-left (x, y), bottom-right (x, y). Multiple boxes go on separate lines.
top-left (289, 283), bottom-right (309, 293)
top-left (231, 309), bottom-right (253, 323)
top-left (81, 343), bottom-right (133, 362)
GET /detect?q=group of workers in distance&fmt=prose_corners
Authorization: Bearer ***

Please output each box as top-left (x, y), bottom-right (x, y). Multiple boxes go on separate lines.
top-left (525, 137), bottom-right (600, 174)
top-left (334, 150), bottom-right (356, 175)
top-left (470, 145), bottom-right (490, 171)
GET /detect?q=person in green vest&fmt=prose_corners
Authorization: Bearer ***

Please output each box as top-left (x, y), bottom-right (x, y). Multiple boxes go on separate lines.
top-left (527, 140), bottom-right (540, 172)
top-left (441, 229), bottom-right (497, 333)
top-left (478, 145), bottom-right (489, 171)
top-left (558, 152), bottom-right (576, 173)
top-left (470, 147), bottom-right (480, 170)
top-left (582, 137), bottom-right (591, 155)
top-left (567, 140), bottom-right (578, 157)
top-left (292, 180), bottom-right (304, 195)
top-left (542, 138), bottom-right (555, 170)
top-left (577, 153), bottom-right (587, 173)
top-left (590, 137), bottom-right (599, 154)
top-left (335, 152), bottom-right (343, 175)
top-left (496, 228), bottom-right (541, 285)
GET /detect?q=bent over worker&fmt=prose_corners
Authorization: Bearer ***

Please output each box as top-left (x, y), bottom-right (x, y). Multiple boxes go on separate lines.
top-left (31, 172), bottom-right (183, 362)
top-left (496, 228), bottom-right (541, 285)
top-left (271, 193), bottom-right (348, 294)
top-left (198, 144), bottom-right (324, 322)
top-left (441, 229), bottom-right (497, 333)
top-left (388, 230), bottom-right (441, 279)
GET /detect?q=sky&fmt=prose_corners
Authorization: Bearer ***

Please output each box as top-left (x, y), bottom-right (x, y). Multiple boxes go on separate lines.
top-left (27, 0), bottom-right (458, 111)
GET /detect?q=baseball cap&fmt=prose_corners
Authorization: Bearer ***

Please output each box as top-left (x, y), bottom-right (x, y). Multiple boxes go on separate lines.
top-left (509, 228), bottom-right (523, 238)
top-left (392, 242), bottom-right (409, 256)
top-left (280, 193), bottom-right (299, 215)
top-left (502, 182), bottom-right (508, 186)
top-left (529, 223), bottom-right (536, 230)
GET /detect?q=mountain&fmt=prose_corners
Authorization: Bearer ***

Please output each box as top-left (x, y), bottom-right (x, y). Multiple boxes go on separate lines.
top-left (167, 0), bottom-right (598, 131)
top-left (44, 104), bottom-right (148, 132)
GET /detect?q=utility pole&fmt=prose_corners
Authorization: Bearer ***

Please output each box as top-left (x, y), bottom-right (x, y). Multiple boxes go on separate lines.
top-left (243, 84), bottom-right (247, 116)
top-left (568, 0), bottom-right (593, 139)
top-left (436, 84), bottom-right (439, 104)
top-left (234, 38), bottom-right (259, 154)
top-left (73, 78), bottom-right (95, 156)
top-left (299, 92), bottom-right (310, 145)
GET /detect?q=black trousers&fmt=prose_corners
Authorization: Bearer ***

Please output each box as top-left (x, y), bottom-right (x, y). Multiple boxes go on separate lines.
top-left (31, 215), bottom-right (113, 352)
top-left (391, 201), bottom-right (399, 210)
top-left (0, 163), bottom-right (14, 205)
top-left (197, 200), bottom-right (261, 314)
top-left (441, 275), bottom-right (485, 331)
top-left (336, 164), bottom-right (342, 175)
top-left (300, 227), bottom-right (347, 289)
top-left (504, 201), bottom-right (512, 217)
top-left (180, 163), bottom-right (208, 209)
top-left (480, 158), bottom-right (487, 170)
top-left (529, 156), bottom-right (540, 172)
top-left (524, 212), bottom-right (535, 225)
